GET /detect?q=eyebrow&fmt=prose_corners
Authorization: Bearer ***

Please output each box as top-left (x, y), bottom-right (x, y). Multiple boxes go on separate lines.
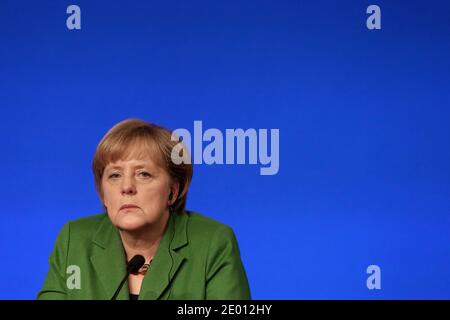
top-left (105, 164), bottom-right (151, 171)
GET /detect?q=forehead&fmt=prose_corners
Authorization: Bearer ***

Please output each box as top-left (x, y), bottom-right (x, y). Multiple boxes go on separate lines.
top-left (105, 139), bottom-right (165, 170)
top-left (105, 158), bottom-right (158, 170)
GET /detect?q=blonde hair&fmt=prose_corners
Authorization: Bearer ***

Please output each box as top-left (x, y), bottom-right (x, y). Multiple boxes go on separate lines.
top-left (92, 118), bottom-right (193, 213)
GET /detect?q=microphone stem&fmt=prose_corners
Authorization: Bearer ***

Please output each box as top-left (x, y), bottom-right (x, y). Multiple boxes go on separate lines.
top-left (111, 273), bottom-right (129, 300)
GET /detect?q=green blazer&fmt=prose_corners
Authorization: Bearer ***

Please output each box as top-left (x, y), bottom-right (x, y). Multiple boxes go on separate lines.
top-left (37, 211), bottom-right (251, 300)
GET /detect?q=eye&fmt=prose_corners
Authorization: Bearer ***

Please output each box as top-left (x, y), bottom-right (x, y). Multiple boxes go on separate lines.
top-left (108, 173), bottom-right (121, 179)
top-left (138, 171), bottom-right (152, 178)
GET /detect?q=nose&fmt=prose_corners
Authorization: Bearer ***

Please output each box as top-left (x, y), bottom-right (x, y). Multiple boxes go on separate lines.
top-left (121, 175), bottom-right (137, 196)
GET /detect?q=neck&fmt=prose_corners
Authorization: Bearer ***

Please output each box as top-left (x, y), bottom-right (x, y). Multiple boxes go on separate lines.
top-left (119, 210), bottom-right (170, 263)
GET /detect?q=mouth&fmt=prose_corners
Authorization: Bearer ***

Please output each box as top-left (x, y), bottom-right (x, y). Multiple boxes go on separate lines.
top-left (120, 204), bottom-right (140, 210)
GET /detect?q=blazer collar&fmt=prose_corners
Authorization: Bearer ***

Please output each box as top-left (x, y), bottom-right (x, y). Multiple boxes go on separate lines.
top-left (90, 212), bottom-right (189, 300)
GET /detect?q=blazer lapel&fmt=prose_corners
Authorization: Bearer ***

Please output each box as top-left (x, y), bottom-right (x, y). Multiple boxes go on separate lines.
top-left (90, 216), bottom-right (128, 300)
top-left (139, 212), bottom-right (189, 300)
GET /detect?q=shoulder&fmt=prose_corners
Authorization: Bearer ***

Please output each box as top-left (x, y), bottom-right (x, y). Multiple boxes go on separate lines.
top-left (66, 213), bottom-right (107, 229)
top-left (65, 213), bottom-right (107, 232)
top-left (184, 210), bottom-right (234, 236)
top-left (181, 211), bottom-right (239, 250)
top-left (47, 213), bottom-right (108, 266)
top-left (56, 213), bottom-right (108, 244)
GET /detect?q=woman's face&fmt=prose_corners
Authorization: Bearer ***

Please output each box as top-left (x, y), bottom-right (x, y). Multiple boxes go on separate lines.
top-left (101, 152), bottom-right (177, 232)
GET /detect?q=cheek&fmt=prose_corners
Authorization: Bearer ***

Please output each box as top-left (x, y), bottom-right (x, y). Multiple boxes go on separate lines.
top-left (140, 184), bottom-right (169, 205)
top-left (102, 185), bottom-right (117, 207)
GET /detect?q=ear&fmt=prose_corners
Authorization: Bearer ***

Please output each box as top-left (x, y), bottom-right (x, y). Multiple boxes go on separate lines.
top-left (168, 181), bottom-right (180, 206)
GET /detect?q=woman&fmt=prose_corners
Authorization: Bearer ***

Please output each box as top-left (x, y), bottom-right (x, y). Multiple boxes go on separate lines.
top-left (37, 119), bottom-right (251, 300)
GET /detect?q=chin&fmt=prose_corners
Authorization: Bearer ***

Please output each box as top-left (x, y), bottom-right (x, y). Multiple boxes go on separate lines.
top-left (114, 214), bottom-right (148, 231)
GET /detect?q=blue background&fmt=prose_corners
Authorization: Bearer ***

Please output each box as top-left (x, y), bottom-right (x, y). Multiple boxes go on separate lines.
top-left (1, 0), bottom-right (449, 299)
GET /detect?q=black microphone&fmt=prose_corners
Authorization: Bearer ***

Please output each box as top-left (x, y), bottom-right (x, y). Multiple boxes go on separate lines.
top-left (111, 255), bottom-right (146, 300)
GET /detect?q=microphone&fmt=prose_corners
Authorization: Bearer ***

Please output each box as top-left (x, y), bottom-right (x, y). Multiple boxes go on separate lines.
top-left (111, 255), bottom-right (146, 300)
top-left (126, 255), bottom-right (146, 274)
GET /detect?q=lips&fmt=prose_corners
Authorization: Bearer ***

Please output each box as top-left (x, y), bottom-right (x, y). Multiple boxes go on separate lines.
top-left (120, 204), bottom-right (140, 210)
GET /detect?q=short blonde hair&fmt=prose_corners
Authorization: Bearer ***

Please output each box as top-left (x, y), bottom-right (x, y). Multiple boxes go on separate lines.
top-left (92, 118), bottom-right (193, 213)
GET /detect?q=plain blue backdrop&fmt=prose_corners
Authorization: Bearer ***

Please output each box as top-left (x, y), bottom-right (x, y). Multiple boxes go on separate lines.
top-left (0, 0), bottom-right (449, 299)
